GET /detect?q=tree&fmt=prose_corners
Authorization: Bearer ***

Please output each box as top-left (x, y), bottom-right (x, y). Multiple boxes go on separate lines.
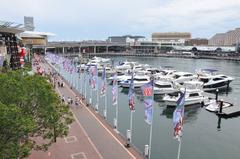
top-left (0, 70), bottom-right (73, 158)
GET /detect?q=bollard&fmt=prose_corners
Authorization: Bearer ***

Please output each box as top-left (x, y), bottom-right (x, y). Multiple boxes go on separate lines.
top-left (114, 118), bottom-right (117, 129)
top-left (219, 99), bottom-right (223, 113)
top-left (215, 89), bottom-right (219, 101)
top-left (126, 129), bottom-right (131, 148)
top-left (89, 98), bottom-right (92, 104)
top-left (103, 109), bottom-right (107, 118)
top-left (144, 145), bottom-right (149, 159)
top-left (95, 104), bottom-right (98, 112)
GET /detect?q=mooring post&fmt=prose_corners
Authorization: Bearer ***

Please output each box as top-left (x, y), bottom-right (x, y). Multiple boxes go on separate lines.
top-left (219, 99), bottom-right (223, 113)
top-left (227, 80), bottom-right (230, 90)
top-left (215, 89), bottom-right (219, 101)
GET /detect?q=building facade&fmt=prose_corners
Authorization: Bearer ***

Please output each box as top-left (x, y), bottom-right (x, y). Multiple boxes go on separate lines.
top-left (152, 32), bottom-right (191, 46)
top-left (107, 35), bottom-right (145, 43)
top-left (209, 28), bottom-right (240, 46)
top-left (0, 20), bottom-right (24, 69)
top-left (185, 38), bottom-right (208, 46)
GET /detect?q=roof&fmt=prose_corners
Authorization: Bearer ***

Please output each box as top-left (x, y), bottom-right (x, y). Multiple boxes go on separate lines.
top-left (20, 31), bottom-right (55, 38)
top-left (0, 20), bottom-right (25, 34)
top-left (109, 35), bottom-right (145, 39)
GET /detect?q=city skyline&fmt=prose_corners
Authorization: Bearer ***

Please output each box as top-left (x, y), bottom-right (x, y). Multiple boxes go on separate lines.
top-left (1, 0), bottom-right (240, 41)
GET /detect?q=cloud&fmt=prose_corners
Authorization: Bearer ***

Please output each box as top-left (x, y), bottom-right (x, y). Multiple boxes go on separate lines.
top-left (130, 0), bottom-right (240, 37)
top-left (1, 0), bottom-right (240, 39)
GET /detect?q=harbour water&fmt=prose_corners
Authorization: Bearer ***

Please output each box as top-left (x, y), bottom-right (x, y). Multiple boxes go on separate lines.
top-left (60, 56), bottom-right (240, 159)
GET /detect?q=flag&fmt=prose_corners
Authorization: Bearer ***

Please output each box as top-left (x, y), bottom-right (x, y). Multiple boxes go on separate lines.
top-left (100, 66), bottom-right (107, 96)
top-left (173, 90), bottom-right (186, 139)
top-left (128, 74), bottom-right (135, 111)
top-left (141, 80), bottom-right (154, 97)
top-left (141, 80), bottom-right (154, 124)
top-left (112, 73), bottom-right (118, 105)
top-left (144, 98), bottom-right (153, 125)
top-left (90, 65), bottom-right (97, 90)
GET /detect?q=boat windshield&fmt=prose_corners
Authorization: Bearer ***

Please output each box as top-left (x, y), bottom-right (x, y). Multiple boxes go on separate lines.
top-left (155, 84), bottom-right (172, 88)
top-left (134, 78), bottom-right (148, 81)
top-left (199, 78), bottom-right (209, 83)
top-left (173, 75), bottom-right (181, 79)
top-left (213, 78), bottom-right (223, 81)
top-left (189, 93), bottom-right (200, 97)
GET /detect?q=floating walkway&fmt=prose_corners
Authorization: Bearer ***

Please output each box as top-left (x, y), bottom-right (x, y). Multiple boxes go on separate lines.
top-left (203, 92), bottom-right (240, 118)
top-left (217, 106), bottom-right (240, 118)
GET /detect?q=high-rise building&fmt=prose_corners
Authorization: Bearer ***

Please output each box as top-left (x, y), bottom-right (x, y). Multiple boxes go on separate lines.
top-left (24, 16), bottom-right (35, 31)
top-left (209, 28), bottom-right (240, 46)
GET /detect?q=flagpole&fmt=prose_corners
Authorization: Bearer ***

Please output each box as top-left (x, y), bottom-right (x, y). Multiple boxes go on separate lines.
top-left (90, 79), bottom-right (93, 106)
top-left (148, 78), bottom-right (154, 159)
top-left (81, 71), bottom-right (84, 95)
top-left (177, 138), bottom-right (182, 159)
top-left (84, 71), bottom-right (87, 99)
top-left (104, 85), bottom-right (107, 119)
top-left (96, 75), bottom-right (99, 111)
top-left (130, 110), bottom-right (133, 143)
top-left (79, 72), bottom-right (81, 94)
top-left (115, 85), bottom-right (119, 130)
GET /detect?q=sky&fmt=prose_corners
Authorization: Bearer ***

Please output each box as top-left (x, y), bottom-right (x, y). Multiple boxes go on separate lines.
top-left (1, 0), bottom-right (240, 41)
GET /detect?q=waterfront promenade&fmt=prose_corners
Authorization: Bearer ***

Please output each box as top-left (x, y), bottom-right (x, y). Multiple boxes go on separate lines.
top-left (29, 58), bottom-right (143, 159)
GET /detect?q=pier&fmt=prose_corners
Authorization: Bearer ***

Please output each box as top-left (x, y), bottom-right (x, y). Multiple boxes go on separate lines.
top-left (217, 106), bottom-right (240, 118)
top-left (203, 92), bottom-right (240, 118)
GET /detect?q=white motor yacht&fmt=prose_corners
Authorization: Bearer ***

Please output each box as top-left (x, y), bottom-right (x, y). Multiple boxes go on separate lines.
top-left (172, 72), bottom-right (198, 84)
top-left (120, 75), bottom-right (150, 88)
top-left (108, 73), bottom-right (132, 83)
top-left (115, 61), bottom-right (137, 72)
top-left (163, 81), bottom-right (208, 106)
top-left (163, 89), bottom-right (208, 106)
top-left (198, 74), bottom-right (234, 91)
top-left (98, 66), bottom-right (115, 76)
top-left (154, 80), bottom-right (177, 95)
top-left (154, 69), bottom-right (176, 80)
top-left (196, 69), bottom-right (234, 91)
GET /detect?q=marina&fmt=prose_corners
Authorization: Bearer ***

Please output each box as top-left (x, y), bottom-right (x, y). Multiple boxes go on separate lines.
top-left (47, 53), bottom-right (240, 159)
top-left (2, 1), bottom-right (240, 159)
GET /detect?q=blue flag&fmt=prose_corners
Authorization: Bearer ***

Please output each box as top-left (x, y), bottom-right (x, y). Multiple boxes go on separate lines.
top-left (141, 80), bottom-right (154, 124)
top-left (173, 90), bottom-right (186, 139)
top-left (128, 74), bottom-right (135, 111)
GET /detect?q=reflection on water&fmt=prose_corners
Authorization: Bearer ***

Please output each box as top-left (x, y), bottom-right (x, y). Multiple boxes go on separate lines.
top-left (217, 116), bottom-right (222, 131)
top-left (161, 104), bottom-right (202, 123)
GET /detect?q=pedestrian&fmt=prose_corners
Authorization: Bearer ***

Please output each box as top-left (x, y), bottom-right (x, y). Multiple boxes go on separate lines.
top-left (67, 97), bottom-right (71, 105)
top-left (70, 98), bottom-right (73, 105)
top-left (61, 95), bottom-right (65, 103)
top-left (75, 96), bottom-right (79, 107)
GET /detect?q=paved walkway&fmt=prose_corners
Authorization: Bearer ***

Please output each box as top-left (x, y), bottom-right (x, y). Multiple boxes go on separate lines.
top-left (29, 58), bottom-right (143, 159)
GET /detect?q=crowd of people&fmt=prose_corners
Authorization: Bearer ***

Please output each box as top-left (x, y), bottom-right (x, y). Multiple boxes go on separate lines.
top-left (33, 53), bottom-right (82, 108)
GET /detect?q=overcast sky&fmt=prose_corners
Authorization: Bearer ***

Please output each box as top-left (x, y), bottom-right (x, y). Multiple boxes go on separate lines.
top-left (1, 0), bottom-right (240, 40)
